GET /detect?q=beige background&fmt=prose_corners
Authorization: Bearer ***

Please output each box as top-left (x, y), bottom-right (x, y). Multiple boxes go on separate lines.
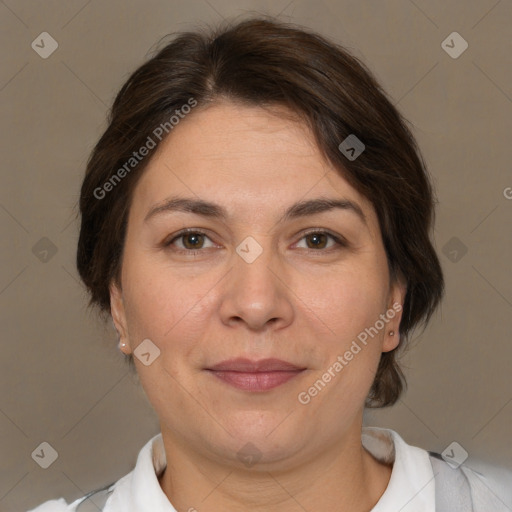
top-left (1, 1), bottom-right (511, 510)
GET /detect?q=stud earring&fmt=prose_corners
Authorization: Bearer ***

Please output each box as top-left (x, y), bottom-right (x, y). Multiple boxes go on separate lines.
top-left (389, 331), bottom-right (395, 336)
top-left (119, 341), bottom-right (127, 349)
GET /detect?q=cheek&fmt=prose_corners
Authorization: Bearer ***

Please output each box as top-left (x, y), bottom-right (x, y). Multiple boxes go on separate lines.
top-left (299, 263), bottom-right (388, 400)
top-left (120, 260), bottom-right (214, 410)
top-left (308, 265), bottom-right (388, 340)
top-left (122, 257), bottom-right (218, 346)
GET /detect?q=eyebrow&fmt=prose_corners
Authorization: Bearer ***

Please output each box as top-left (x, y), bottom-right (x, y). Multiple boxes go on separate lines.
top-left (144, 195), bottom-right (367, 226)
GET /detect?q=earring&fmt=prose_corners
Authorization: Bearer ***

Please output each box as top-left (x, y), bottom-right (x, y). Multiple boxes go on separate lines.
top-left (389, 331), bottom-right (395, 336)
top-left (119, 341), bottom-right (127, 349)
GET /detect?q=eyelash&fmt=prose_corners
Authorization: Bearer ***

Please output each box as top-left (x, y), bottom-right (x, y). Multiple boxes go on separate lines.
top-left (163, 228), bottom-right (348, 256)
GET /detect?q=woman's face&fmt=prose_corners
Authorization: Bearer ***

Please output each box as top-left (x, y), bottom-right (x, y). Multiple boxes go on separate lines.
top-left (111, 101), bottom-right (405, 468)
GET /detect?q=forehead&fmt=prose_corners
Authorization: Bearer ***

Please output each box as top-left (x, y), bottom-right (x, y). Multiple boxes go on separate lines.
top-left (130, 101), bottom-right (378, 229)
top-left (150, 101), bottom-right (327, 180)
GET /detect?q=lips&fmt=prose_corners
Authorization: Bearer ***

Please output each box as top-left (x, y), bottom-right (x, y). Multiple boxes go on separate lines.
top-left (207, 358), bottom-right (305, 372)
top-left (205, 358), bottom-right (306, 391)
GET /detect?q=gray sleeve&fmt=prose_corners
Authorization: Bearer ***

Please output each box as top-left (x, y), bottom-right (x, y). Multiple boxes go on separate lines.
top-left (462, 466), bottom-right (512, 512)
top-left (430, 455), bottom-right (474, 511)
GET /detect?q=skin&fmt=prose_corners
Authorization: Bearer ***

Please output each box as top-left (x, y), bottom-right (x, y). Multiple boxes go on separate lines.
top-left (110, 101), bottom-right (406, 512)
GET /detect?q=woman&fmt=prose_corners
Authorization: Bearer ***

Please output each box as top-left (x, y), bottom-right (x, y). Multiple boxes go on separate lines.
top-left (29, 16), bottom-right (507, 512)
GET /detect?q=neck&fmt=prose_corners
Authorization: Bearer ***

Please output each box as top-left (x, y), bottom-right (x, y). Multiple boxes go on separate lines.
top-left (158, 425), bottom-right (392, 512)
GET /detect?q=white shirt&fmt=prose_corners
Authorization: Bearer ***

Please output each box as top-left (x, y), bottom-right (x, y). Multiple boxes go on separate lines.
top-left (27, 427), bottom-right (510, 511)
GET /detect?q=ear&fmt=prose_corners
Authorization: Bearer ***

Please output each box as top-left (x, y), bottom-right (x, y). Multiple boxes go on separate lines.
top-left (110, 280), bottom-right (132, 354)
top-left (382, 275), bottom-right (407, 353)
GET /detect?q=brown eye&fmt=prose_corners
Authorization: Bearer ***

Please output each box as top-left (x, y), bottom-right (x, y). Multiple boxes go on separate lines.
top-left (305, 232), bottom-right (329, 249)
top-left (296, 230), bottom-right (345, 251)
top-left (181, 232), bottom-right (205, 250)
top-left (164, 230), bottom-right (216, 252)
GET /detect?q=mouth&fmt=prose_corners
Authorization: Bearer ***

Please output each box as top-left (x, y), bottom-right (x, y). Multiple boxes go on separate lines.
top-left (204, 358), bottom-right (306, 392)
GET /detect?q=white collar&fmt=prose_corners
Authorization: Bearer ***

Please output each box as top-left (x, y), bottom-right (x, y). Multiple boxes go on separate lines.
top-left (362, 427), bottom-right (435, 511)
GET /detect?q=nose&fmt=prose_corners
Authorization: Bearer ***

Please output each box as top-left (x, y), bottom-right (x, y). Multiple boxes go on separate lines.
top-left (218, 239), bottom-right (294, 332)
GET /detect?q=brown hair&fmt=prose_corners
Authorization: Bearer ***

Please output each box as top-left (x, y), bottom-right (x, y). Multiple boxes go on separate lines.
top-left (76, 16), bottom-right (444, 407)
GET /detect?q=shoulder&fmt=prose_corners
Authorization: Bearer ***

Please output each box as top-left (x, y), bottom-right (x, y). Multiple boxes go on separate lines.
top-left (26, 433), bottom-right (159, 512)
top-left (26, 482), bottom-right (117, 512)
top-left (428, 448), bottom-right (511, 511)
top-left (460, 463), bottom-right (512, 511)
top-left (26, 497), bottom-right (80, 511)
top-left (364, 427), bottom-right (511, 510)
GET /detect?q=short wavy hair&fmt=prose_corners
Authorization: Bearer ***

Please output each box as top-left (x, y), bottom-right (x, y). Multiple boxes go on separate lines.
top-left (76, 16), bottom-right (444, 408)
